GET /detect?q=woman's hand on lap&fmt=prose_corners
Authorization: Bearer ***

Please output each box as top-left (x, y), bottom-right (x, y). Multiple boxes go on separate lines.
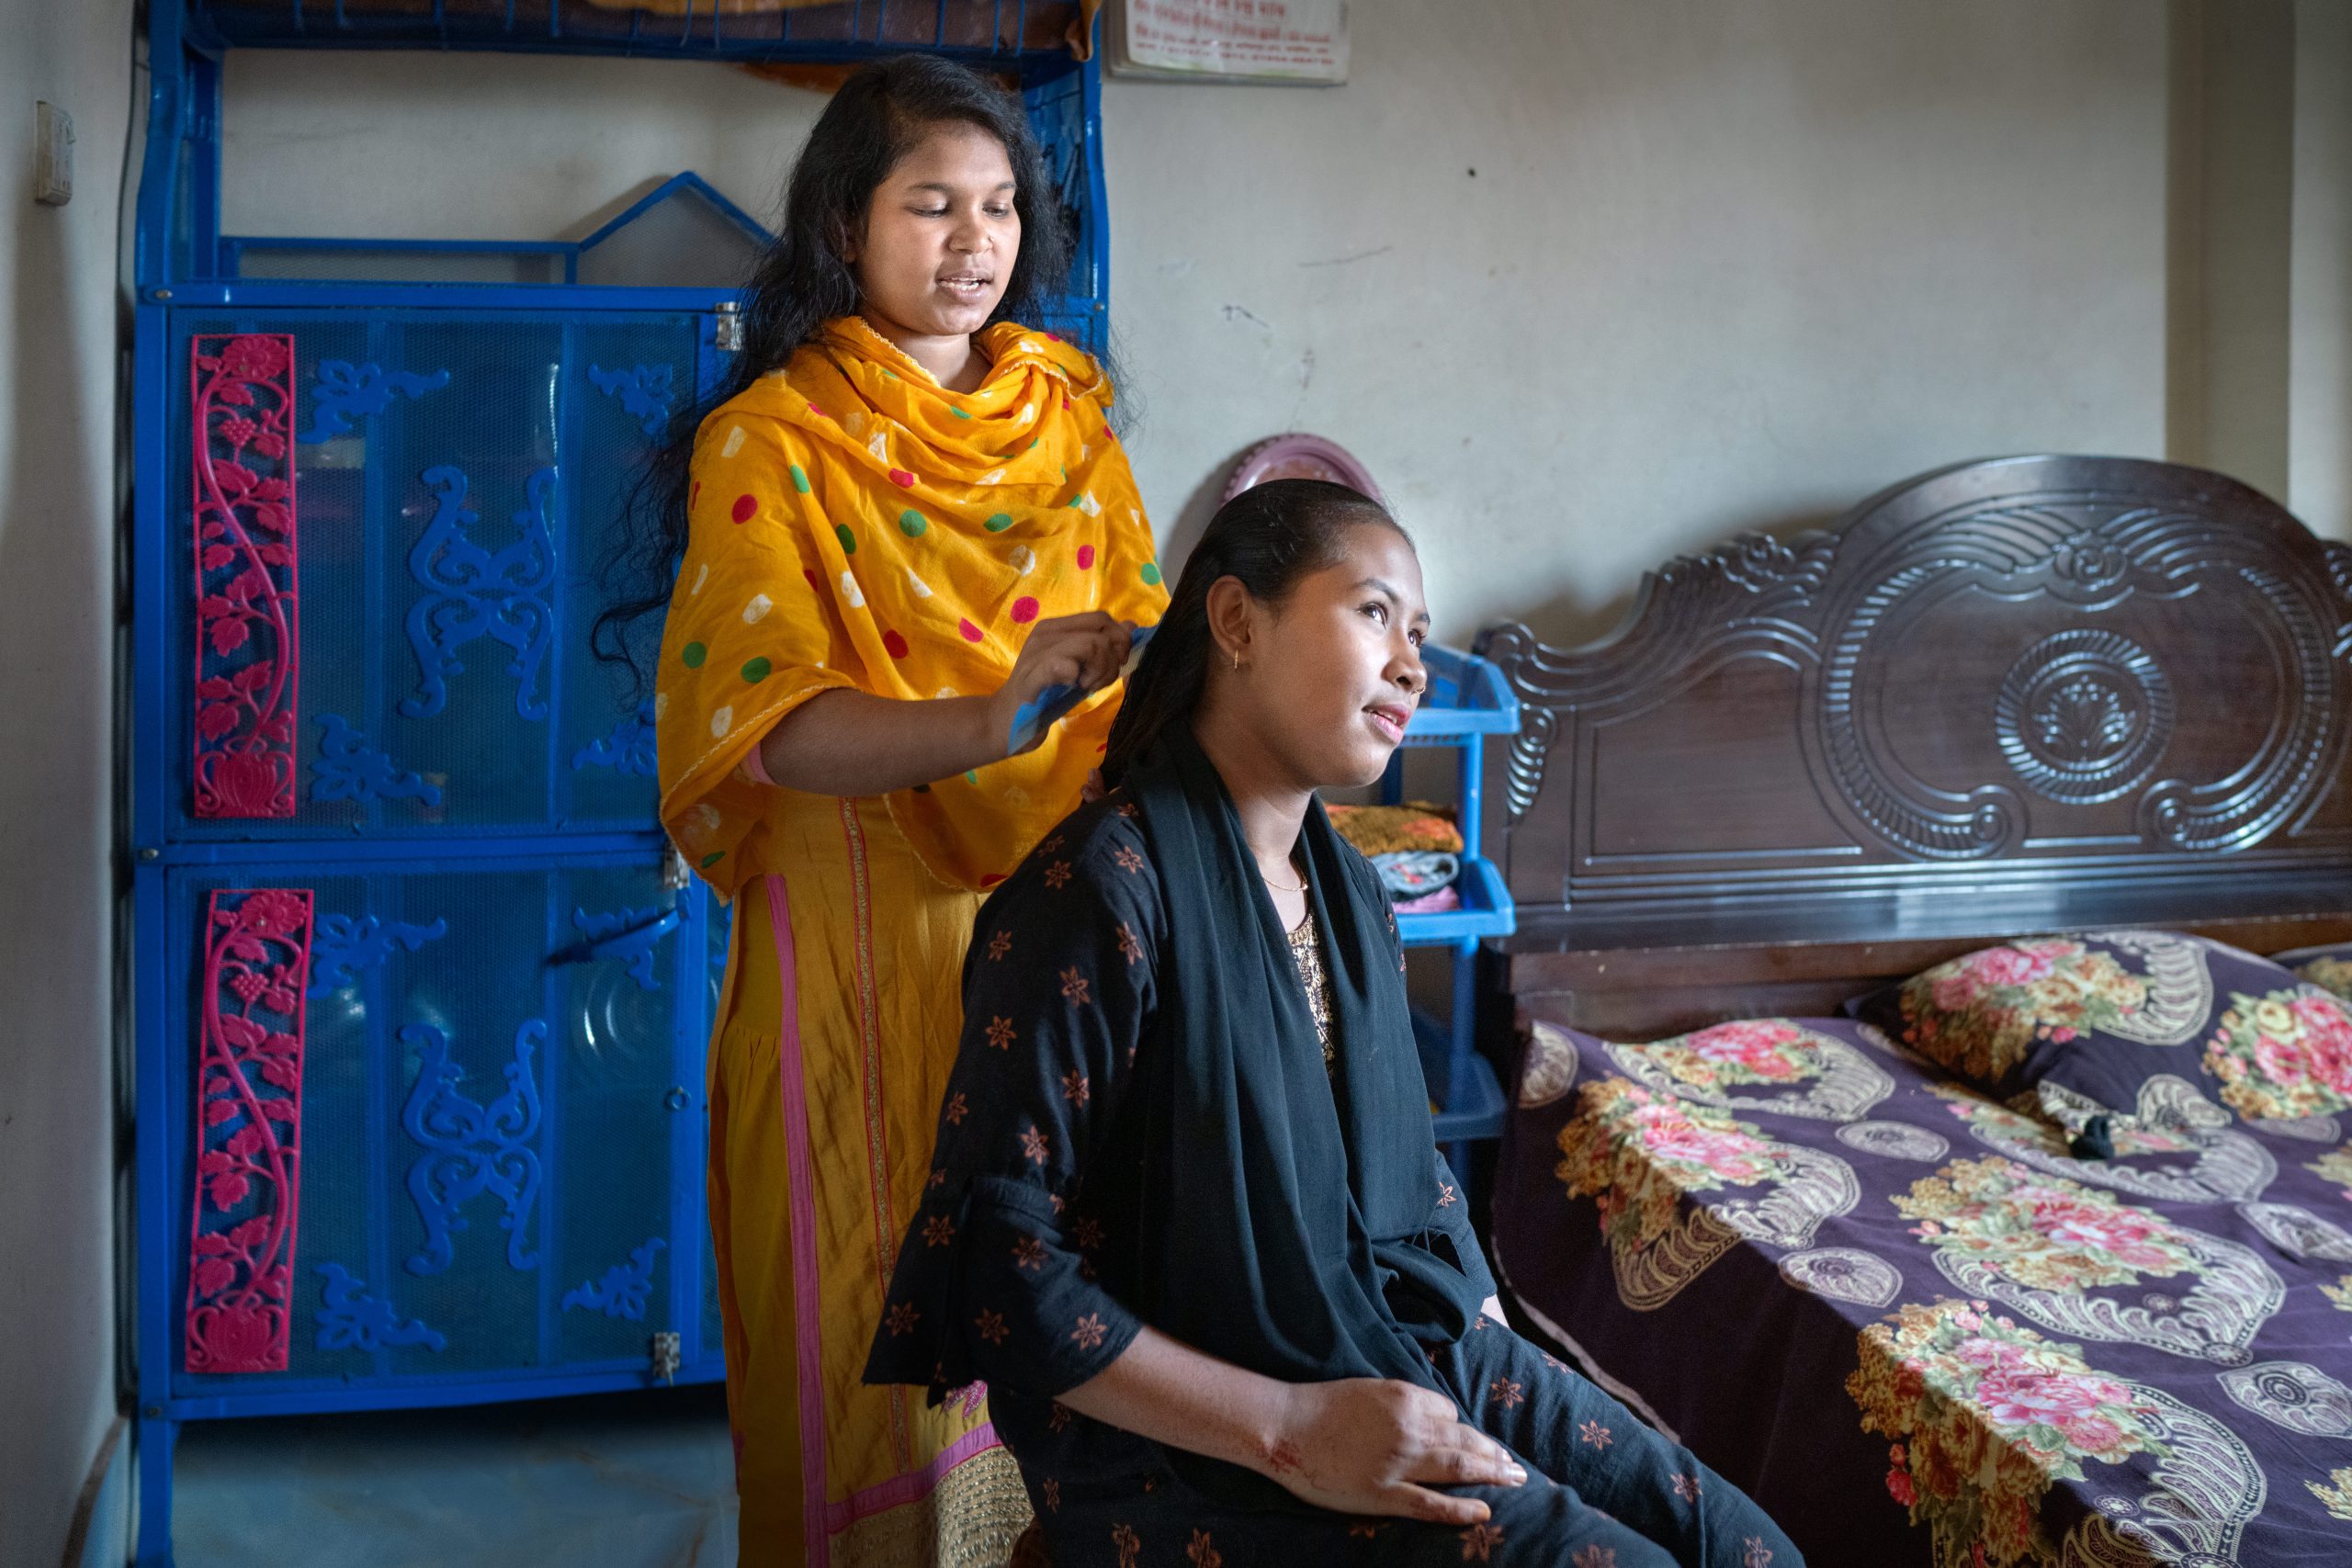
top-left (1259, 1377), bottom-right (1525, 1525)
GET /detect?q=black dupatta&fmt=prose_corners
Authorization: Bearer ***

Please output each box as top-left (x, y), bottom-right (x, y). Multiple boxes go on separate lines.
top-left (1125, 728), bottom-right (1484, 1407)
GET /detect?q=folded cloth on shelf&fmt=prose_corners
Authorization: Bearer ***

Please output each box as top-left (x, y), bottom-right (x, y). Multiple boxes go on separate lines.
top-left (1392, 886), bottom-right (1461, 916)
top-left (1371, 850), bottom-right (1459, 901)
top-left (1326, 801), bottom-right (1463, 857)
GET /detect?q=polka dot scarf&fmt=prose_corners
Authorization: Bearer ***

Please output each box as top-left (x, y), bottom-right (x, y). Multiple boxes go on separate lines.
top-left (655, 318), bottom-right (1169, 896)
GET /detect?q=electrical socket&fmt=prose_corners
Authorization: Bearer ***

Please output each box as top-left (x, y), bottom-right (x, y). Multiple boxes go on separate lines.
top-left (35, 100), bottom-right (74, 207)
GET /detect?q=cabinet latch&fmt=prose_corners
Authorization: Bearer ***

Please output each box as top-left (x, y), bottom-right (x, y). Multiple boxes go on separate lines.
top-left (650, 1330), bottom-right (682, 1385)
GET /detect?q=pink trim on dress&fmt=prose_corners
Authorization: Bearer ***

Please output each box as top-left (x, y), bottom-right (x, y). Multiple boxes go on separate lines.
top-left (741, 742), bottom-right (775, 787)
top-left (765, 874), bottom-right (832, 1568)
top-left (824, 1422), bottom-right (1002, 1531)
top-left (763, 871), bottom-right (1007, 1558)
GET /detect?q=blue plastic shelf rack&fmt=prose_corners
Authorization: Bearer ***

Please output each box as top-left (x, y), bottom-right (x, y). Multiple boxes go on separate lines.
top-left (1387, 647), bottom-right (1520, 1156)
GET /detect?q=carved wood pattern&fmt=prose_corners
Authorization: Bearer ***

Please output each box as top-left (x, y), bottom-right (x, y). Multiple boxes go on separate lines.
top-left (1482, 530), bottom-right (1837, 820)
top-left (1478, 457), bottom-right (2352, 939)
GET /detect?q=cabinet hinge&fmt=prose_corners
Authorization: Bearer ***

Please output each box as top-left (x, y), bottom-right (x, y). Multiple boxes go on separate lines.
top-left (714, 302), bottom-right (744, 354)
top-left (650, 1330), bottom-right (682, 1385)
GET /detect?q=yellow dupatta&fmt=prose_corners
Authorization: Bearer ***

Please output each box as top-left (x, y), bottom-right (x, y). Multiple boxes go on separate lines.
top-left (656, 318), bottom-right (1167, 894)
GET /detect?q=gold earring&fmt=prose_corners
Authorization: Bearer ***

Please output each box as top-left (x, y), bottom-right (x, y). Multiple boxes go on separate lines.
top-left (1230, 649), bottom-right (1241, 672)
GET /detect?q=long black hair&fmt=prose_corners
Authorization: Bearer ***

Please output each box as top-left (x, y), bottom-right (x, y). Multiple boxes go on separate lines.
top-left (594, 53), bottom-right (1077, 684)
top-left (1102, 479), bottom-right (1404, 787)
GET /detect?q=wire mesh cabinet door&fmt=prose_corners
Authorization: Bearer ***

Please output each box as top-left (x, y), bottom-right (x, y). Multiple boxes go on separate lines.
top-left (164, 852), bottom-right (716, 1404)
top-left (170, 309), bottom-right (695, 843)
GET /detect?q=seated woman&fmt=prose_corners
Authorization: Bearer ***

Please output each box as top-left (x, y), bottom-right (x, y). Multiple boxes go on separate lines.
top-left (865, 479), bottom-right (1803, 1567)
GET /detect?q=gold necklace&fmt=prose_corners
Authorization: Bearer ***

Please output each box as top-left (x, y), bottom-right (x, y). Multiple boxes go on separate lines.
top-left (1261, 858), bottom-right (1306, 895)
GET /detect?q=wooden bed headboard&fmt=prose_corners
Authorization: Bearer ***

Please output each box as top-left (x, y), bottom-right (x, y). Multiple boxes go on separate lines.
top-left (1475, 455), bottom-right (2352, 1040)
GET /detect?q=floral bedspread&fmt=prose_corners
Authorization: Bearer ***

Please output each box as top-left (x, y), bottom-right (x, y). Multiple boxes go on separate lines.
top-left (1492, 1017), bottom-right (2352, 1567)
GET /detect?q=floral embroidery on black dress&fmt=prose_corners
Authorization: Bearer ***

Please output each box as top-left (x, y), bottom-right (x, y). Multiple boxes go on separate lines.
top-left (863, 792), bottom-right (1487, 1420)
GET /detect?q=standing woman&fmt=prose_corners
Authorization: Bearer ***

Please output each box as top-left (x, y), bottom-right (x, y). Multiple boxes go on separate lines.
top-left (601, 55), bottom-right (1167, 1566)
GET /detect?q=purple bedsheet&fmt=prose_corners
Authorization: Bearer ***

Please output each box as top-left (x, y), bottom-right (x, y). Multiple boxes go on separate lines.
top-left (1491, 1016), bottom-right (2352, 1566)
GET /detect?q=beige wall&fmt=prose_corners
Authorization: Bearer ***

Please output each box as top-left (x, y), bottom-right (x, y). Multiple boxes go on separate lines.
top-left (2169, 0), bottom-right (2298, 498)
top-left (1107, 0), bottom-right (2173, 642)
top-left (2290, 0), bottom-right (2352, 537)
top-left (222, 51), bottom-right (805, 252)
top-left (0, 2), bottom-right (133, 1564)
top-left (2165, 0), bottom-right (2352, 536)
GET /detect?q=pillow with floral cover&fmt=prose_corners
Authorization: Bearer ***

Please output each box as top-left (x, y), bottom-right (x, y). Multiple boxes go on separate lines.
top-left (2270, 941), bottom-right (2352, 1005)
top-left (1845, 930), bottom-right (2352, 1135)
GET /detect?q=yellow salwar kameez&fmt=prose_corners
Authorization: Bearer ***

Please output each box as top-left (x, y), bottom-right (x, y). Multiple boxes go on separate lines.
top-left (657, 318), bottom-right (1167, 1565)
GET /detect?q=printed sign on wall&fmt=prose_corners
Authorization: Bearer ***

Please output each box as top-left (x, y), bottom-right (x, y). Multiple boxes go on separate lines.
top-left (1114, 0), bottom-right (1349, 84)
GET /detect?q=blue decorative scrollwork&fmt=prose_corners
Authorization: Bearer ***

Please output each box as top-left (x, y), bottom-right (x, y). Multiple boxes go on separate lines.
top-left (571, 702), bottom-right (657, 777)
top-left (298, 361), bottom-right (450, 445)
top-left (560, 1236), bottom-right (667, 1321)
top-left (587, 363), bottom-right (675, 439)
top-left (400, 1020), bottom-right (543, 1276)
top-left (314, 1262), bottom-right (447, 1351)
top-left (309, 713), bottom-right (445, 807)
top-left (307, 912), bottom-right (448, 998)
top-left (564, 905), bottom-right (675, 991)
top-left (400, 465), bottom-right (558, 723)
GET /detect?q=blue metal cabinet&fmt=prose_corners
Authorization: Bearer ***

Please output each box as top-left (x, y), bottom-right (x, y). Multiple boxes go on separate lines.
top-left (159, 310), bottom-right (694, 842)
top-left (137, 305), bottom-right (718, 1533)
top-left (161, 852), bottom-right (709, 1415)
top-left (134, 291), bottom-right (729, 1563)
